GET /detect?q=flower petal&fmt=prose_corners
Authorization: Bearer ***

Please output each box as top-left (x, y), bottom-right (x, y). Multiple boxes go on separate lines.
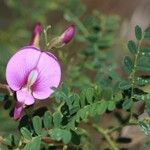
top-left (6, 47), bottom-right (41, 91)
top-left (33, 88), bottom-right (53, 99)
top-left (32, 52), bottom-right (61, 99)
top-left (17, 89), bottom-right (35, 105)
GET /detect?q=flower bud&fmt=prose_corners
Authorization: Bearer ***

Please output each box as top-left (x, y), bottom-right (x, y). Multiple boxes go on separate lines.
top-left (29, 22), bottom-right (42, 47)
top-left (13, 102), bottom-right (24, 120)
top-left (48, 25), bottom-right (75, 49)
top-left (60, 25), bottom-right (75, 44)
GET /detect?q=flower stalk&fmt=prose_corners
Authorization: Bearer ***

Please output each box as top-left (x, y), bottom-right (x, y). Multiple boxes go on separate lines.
top-left (129, 39), bottom-right (142, 121)
top-left (92, 124), bottom-right (119, 150)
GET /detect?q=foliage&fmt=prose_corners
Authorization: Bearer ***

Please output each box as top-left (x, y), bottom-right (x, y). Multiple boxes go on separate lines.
top-left (0, 0), bottom-right (150, 150)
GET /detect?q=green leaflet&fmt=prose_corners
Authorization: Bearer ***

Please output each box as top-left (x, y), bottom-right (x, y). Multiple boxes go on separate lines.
top-left (20, 127), bottom-right (32, 141)
top-left (139, 121), bottom-right (150, 136)
top-left (85, 87), bottom-right (94, 104)
top-left (118, 80), bottom-right (131, 90)
top-left (66, 100), bottom-right (111, 130)
top-left (23, 137), bottom-right (41, 150)
top-left (123, 56), bottom-right (133, 73)
top-left (43, 111), bottom-right (53, 129)
top-left (144, 27), bottom-right (150, 40)
top-left (50, 128), bottom-right (71, 144)
top-left (123, 99), bottom-right (133, 110)
top-left (135, 25), bottom-right (142, 40)
top-left (32, 116), bottom-right (42, 135)
top-left (128, 40), bottom-right (137, 54)
top-left (53, 111), bottom-right (62, 127)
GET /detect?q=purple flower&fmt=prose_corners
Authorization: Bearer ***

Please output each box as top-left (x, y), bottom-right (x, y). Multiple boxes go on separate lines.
top-left (6, 46), bottom-right (61, 120)
top-left (60, 25), bottom-right (75, 44)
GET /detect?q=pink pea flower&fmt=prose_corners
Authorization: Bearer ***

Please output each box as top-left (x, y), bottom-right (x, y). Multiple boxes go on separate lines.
top-left (6, 46), bottom-right (61, 120)
top-left (6, 23), bottom-right (75, 120)
top-left (6, 23), bottom-right (61, 120)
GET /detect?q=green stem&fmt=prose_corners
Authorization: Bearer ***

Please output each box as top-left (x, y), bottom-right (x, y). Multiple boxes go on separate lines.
top-left (77, 127), bottom-right (90, 138)
top-left (43, 25), bottom-right (51, 49)
top-left (92, 124), bottom-right (119, 150)
top-left (57, 101), bottom-right (65, 112)
top-left (129, 40), bottom-right (142, 120)
top-left (107, 121), bottom-right (138, 134)
top-left (107, 126), bottom-right (123, 134)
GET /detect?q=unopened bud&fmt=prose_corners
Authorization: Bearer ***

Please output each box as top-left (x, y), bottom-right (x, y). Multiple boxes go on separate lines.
top-left (48, 25), bottom-right (75, 49)
top-left (13, 102), bottom-right (24, 120)
top-left (29, 22), bottom-right (42, 47)
top-left (60, 25), bottom-right (75, 44)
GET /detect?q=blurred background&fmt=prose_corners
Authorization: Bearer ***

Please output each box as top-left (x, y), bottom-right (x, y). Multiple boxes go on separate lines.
top-left (0, 0), bottom-right (150, 150)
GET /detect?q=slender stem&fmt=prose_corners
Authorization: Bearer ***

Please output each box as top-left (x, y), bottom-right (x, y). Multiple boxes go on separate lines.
top-left (107, 126), bottom-right (123, 134)
top-left (57, 101), bottom-right (65, 112)
top-left (129, 39), bottom-right (142, 120)
top-left (43, 25), bottom-right (51, 48)
top-left (92, 124), bottom-right (119, 150)
top-left (107, 121), bottom-right (138, 134)
top-left (77, 127), bottom-right (90, 137)
top-left (130, 40), bottom-right (142, 98)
